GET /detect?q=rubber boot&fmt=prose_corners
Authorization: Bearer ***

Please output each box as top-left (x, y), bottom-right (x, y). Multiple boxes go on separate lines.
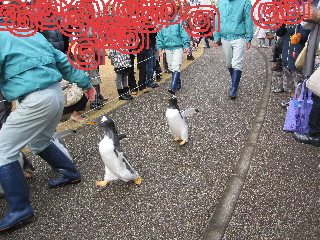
top-left (230, 70), bottom-right (242, 99)
top-left (37, 142), bottom-right (81, 188)
top-left (123, 87), bottom-right (133, 100)
top-left (0, 161), bottom-right (34, 231)
top-left (169, 72), bottom-right (180, 91)
top-left (117, 89), bottom-right (132, 100)
top-left (90, 85), bottom-right (102, 110)
top-left (176, 72), bottom-right (181, 90)
top-left (228, 68), bottom-right (234, 90)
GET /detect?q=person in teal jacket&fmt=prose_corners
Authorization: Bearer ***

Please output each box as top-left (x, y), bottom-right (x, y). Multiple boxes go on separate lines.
top-left (157, 15), bottom-right (190, 92)
top-left (213, 0), bottom-right (253, 99)
top-left (0, 28), bottom-right (96, 232)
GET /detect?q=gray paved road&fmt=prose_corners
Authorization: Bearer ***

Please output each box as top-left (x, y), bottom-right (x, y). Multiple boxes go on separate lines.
top-left (0, 46), bottom-right (318, 240)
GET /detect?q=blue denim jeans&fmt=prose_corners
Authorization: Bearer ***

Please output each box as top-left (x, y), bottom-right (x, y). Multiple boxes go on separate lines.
top-left (146, 48), bottom-right (156, 85)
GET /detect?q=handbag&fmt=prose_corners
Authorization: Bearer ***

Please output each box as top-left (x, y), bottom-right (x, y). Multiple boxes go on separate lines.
top-left (61, 80), bottom-right (83, 107)
top-left (306, 67), bottom-right (320, 97)
top-left (283, 80), bottom-right (313, 133)
top-left (295, 43), bottom-right (307, 70)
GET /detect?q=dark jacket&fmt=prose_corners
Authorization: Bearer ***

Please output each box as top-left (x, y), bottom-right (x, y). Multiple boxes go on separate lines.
top-left (40, 30), bottom-right (65, 52)
top-left (276, 24), bottom-right (310, 70)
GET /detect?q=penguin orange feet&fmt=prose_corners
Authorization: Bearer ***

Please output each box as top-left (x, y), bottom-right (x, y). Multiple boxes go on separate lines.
top-left (24, 169), bottom-right (34, 178)
top-left (174, 137), bottom-right (182, 142)
top-left (180, 141), bottom-right (187, 146)
top-left (134, 177), bottom-right (142, 185)
top-left (96, 180), bottom-right (110, 187)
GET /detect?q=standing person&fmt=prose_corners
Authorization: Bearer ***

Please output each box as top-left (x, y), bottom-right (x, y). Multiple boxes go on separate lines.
top-left (213, 0), bottom-right (253, 99)
top-left (275, 23), bottom-right (310, 107)
top-left (293, 0), bottom-right (320, 145)
top-left (108, 49), bottom-right (134, 100)
top-left (255, 25), bottom-right (267, 48)
top-left (157, 14), bottom-right (190, 92)
top-left (0, 29), bottom-right (96, 232)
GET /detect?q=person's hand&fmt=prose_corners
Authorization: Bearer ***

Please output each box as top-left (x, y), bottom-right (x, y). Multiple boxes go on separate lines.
top-left (246, 42), bottom-right (251, 50)
top-left (184, 48), bottom-right (190, 55)
top-left (83, 86), bottom-right (96, 102)
top-left (213, 41), bottom-right (219, 48)
top-left (158, 50), bottom-right (164, 56)
top-left (303, 4), bottom-right (318, 21)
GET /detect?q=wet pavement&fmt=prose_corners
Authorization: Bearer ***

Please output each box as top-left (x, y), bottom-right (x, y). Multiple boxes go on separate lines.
top-left (0, 45), bottom-right (319, 240)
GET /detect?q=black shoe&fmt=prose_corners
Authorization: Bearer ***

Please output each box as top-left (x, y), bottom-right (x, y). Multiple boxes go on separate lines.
top-left (187, 55), bottom-right (195, 60)
top-left (293, 132), bottom-right (320, 147)
top-left (147, 83), bottom-right (159, 88)
top-left (280, 101), bottom-right (289, 108)
top-left (90, 103), bottom-right (101, 110)
top-left (273, 88), bottom-right (285, 93)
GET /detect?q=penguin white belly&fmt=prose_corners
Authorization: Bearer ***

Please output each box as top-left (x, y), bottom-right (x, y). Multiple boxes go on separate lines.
top-left (99, 136), bottom-right (138, 182)
top-left (166, 109), bottom-right (189, 141)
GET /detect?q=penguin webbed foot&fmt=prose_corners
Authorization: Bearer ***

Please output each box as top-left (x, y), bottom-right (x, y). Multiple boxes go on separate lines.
top-left (134, 177), bottom-right (142, 185)
top-left (180, 141), bottom-right (187, 146)
top-left (96, 180), bottom-right (110, 187)
top-left (174, 137), bottom-right (182, 142)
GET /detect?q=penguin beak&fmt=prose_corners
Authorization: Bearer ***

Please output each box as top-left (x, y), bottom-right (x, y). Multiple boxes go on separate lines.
top-left (165, 97), bottom-right (171, 100)
top-left (87, 121), bottom-right (99, 125)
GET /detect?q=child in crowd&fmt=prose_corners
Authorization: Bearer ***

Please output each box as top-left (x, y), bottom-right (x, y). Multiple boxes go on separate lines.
top-left (108, 49), bottom-right (133, 100)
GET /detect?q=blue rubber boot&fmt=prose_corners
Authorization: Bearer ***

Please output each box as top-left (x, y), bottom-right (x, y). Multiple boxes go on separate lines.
top-left (169, 72), bottom-right (180, 91)
top-left (228, 68), bottom-right (234, 90)
top-left (230, 70), bottom-right (242, 99)
top-left (176, 72), bottom-right (181, 90)
top-left (38, 142), bottom-right (81, 188)
top-left (0, 161), bottom-right (34, 232)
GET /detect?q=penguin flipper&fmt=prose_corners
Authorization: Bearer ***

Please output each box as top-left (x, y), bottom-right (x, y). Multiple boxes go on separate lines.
top-left (53, 129), bottom-right (76, 139)
top-left (181, 108), bottom-right (199, 118)
top-left (118, 133), bottom-right (127, 141)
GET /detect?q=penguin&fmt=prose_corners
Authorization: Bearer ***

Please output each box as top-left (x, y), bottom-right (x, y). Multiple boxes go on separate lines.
top-left (165, 92), bottom-right (199, 145)
top-left (88, 116), bottom-right (142, 187)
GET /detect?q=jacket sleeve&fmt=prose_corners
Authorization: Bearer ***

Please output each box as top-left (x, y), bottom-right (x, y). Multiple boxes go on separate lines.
top-left (213, 11), bottom-right (221, 41)
top-left (180, 21), bottom-right (190, 49)
top-left (300, 25), bottom-right (311, 44)
top-left (276, 24), bottom-right (287, 37)
top-left (244, 0), bottom-right (253, 43)
top-left (156, 29), bottom-right (164, 50)
top-left (51, 45), bottom-right (92, 90)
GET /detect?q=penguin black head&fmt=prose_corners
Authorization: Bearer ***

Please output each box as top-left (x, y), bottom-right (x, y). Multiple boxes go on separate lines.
top-left (88, 116), bottom-right (118, 134)
top-left (165, 94), bottom-right (179, 109)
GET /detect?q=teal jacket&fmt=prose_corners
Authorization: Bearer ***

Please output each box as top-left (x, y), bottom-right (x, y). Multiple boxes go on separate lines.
top-left (0, 29), bottom-right (92, 102)
top-left (156, 16), bottom-right (190, 50)
top-left (214, 0), bottom-right (253, 43)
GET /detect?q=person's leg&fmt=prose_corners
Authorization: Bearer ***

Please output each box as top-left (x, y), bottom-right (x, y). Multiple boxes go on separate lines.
top-left (137, 49), bottom-right (148, 92)
top-left (122, 70), bottom-right (133, 100)
top-left (146, 48), bottom-right (158, 87)
top-left (230, 38), bottom-right (245, 99)
top-left (205, 36), bottom-right (210, 48)
top-left (128, 54), bottom-right (137, 93)
top-left (221, 39), bottom-right (234, 88)
top-left (168, 48), bottom-right (183, 91)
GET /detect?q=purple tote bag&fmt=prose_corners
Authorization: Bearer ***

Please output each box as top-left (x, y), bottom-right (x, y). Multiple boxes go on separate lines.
top-left (283, 80), bottom-right (313, 133)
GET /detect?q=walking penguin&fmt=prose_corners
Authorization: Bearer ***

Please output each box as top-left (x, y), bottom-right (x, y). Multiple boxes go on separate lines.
top-left (165, 90), bottom-right (199, 145)
top-left (88, 116), bottom-right (142, 187)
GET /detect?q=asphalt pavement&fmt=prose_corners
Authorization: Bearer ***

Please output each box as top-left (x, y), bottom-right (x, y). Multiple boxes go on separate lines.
top-left (0, 44), bottom-right (319, 240)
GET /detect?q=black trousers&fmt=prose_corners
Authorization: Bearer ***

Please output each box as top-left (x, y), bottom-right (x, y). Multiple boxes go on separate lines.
top-left (309, 93), bottom-right (320, 136)
top-left (63, 95), bottom-right (88, 115)
top-left (137, 49), bottom-right (147, 90)
top-left (128, 54), bottom-right (137, 91)
top-left (0, 92), bottom-right (12, 130)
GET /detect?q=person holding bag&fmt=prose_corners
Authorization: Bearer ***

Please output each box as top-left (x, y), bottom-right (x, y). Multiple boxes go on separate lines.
top-left (293, 0), bottom-right (320, 146)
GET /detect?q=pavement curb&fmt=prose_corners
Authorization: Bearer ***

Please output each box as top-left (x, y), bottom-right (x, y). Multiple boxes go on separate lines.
top-left (202, 47), bottom-right (272, 240)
